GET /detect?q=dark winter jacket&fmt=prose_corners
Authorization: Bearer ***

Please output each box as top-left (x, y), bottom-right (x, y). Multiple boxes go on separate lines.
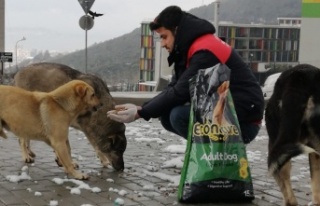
top-left (138, 12), bottom-right (264, 123)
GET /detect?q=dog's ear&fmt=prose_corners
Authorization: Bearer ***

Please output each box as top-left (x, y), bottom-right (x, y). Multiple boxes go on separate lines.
top-left (75, 84), bottom-right (87, 97)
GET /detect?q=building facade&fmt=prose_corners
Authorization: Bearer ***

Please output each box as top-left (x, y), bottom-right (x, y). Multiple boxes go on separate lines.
top-left (139, 22), bottom-right (171, 91)
top-left (277, 17), bottom-right (301, 26)
top-left (140, 21), bottom-right (154, 87)
top-left (218, 23), bottom-right (300, 73)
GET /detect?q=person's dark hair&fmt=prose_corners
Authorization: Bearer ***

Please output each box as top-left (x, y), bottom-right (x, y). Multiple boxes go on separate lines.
top-left (149, 6), bottom-right (183, 33)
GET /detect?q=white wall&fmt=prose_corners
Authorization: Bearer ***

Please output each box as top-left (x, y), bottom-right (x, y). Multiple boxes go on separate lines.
top-left (154, 40), bottom-right (171, 80)
top-left (0, 0), bottom-right (4, 52)
top-left (299, 18), bottom-right (320, 67)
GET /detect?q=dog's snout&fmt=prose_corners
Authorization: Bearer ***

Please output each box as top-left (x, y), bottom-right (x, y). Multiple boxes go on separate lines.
top-left (112, 159), bottom-right (124, 171)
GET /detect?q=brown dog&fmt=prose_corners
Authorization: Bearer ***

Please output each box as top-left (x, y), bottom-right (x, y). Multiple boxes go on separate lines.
top-left (13, 63), bottom-right (127, 171)
top-left (0, 80), bottom-right (100, 179)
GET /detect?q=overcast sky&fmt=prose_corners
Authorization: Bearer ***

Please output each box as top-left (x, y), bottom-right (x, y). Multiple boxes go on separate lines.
top-left (5, 0), bottom-right (216, 53)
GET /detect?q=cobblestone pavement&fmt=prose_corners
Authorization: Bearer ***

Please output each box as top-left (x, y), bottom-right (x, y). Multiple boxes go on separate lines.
top-left (0, 119), bottom-right (313, 206)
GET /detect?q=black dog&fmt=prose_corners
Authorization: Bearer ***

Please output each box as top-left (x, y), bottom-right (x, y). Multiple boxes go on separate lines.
top-left (265, 64), bottom-right (320, 206)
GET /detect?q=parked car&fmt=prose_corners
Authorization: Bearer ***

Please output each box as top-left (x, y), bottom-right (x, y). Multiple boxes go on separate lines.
top-left (262, 73), bottom-right (281, 100)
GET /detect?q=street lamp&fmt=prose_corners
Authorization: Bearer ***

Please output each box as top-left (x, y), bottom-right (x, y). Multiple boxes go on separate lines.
top-left (15, 36), bottom-right (26, 71)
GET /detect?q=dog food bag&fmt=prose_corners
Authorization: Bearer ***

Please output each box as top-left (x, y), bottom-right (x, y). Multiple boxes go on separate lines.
top-left (178, 64), bottom-right (255, 203)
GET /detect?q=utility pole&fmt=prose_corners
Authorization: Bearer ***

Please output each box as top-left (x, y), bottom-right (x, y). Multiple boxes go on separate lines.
top-left (78, 0), bottom-right (95, 73)
top-left (213, 0), bottom-right (220, 33)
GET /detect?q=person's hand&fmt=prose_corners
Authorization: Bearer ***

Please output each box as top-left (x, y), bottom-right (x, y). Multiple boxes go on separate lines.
top-left (107, 103), bottom-right (138, 123)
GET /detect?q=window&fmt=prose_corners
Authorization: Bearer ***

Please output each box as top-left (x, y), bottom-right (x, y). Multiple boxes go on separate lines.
top-left (285, 40), bottom-right (291, 51)
top-left (263, 40), bottom-right (270, 50)
top-left (271, 28), bottom-right (277, 39)
top-left (293, 40), bottom-right (299, 51)
top-left (235, 39), bottom-right (248, 49)
top-left (235, 28), bottom-right (248, 37)
top-left (250, 28), bottom-right (263, 38)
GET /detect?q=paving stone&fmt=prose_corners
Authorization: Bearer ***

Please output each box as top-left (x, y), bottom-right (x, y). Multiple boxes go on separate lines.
top-left (0, 194), bottom-right (27, 205)
top-left (21, 197), bottom-right (49, 206)
top-left (153, 195), bottom-right (178, 205)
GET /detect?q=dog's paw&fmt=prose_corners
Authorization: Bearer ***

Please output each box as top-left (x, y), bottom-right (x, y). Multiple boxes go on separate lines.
top-left (28, 150), bottom-right (36, 158)
top-left (75, 173), bottom-right (89, 180)
top-left (101, 161), bottom-right (111, 168)
top-left (24, 157), bottom-right (34, 163)
top-left (99, 157), bottom-right (110, 168)
top-left (81, 174), bottom-right (89, 180)
top-left (0, 130), bottom-right (8, 139)
top-left (95, 150), bottom-right (111, 167)
top-left (72, 162), bottom-right (79, 169)
top-left (55, 158), bottom-right (63, 167)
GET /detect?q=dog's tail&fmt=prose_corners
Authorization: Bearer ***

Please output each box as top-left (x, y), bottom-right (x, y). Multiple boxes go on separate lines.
top-left (268, 144), bottom-right (317, 176)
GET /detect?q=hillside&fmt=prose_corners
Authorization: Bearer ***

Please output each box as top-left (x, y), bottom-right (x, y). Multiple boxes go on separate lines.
top-left (191, 0), bottom-right (301, 24)
top-left (19, 0), bottom-right (301, 85)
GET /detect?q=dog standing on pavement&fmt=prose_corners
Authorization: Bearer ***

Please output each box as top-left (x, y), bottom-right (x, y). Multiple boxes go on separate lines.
top-left (13, 62), bottom-right (127, 171)
top-left (0, 80), bottom-right (100, 179)
top-left (265, 64), bottom-right (320, 205)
